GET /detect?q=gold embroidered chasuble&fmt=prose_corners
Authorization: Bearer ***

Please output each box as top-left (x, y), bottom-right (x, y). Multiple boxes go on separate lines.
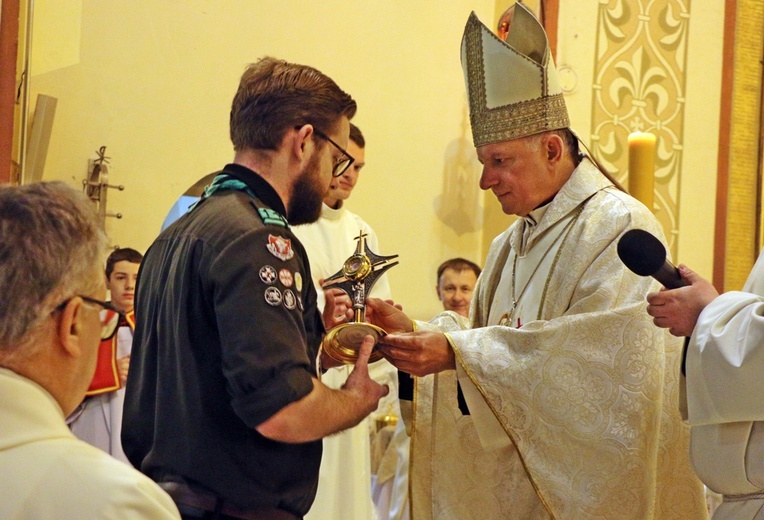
top-left (411, 159), bottom-right (707, 519)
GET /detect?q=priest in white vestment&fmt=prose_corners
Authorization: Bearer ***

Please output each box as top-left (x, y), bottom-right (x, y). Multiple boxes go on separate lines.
top-left (365, 4), bottom-right (707, 519)
top-left (293, 123), bottom-right (401, 520)
top-left (647, 253), bottom-right (764, 519)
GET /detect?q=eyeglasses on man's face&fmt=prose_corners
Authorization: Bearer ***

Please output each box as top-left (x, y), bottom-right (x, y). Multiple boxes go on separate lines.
top-left (299, 126), bottom-right (355, 178)
top-left (53, 295), bottom-right (119, 314)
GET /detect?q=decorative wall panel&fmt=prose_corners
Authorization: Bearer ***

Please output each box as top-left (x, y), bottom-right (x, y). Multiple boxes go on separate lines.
top-left (590, 0), bottom-right (690, 259)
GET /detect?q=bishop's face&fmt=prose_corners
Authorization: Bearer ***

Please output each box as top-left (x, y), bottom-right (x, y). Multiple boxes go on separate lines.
top-left (476, 136), bottom-right (559, 217)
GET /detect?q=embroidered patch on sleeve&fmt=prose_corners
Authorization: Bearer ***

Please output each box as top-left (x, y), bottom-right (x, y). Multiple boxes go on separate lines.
top-left (279, 269), bottom-right (294, 287)
top-left (259, 265), bottom-right (277, 285)
top-left (265, 287), bottom-right (283, 306)
top-left (267, 235), bottom-right (294, 261)
top-left (283, 289), bottom-right (297, 310)
top-left (257, 208), bottom-right (288, 228)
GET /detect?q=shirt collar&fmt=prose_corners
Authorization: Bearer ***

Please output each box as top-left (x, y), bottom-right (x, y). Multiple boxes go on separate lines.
top-left (522, 202), bottom-right (549, 228)
top-left (222, 163), bottom-right (288, 218)
top-left (321, 202), bottom-right (346, 221)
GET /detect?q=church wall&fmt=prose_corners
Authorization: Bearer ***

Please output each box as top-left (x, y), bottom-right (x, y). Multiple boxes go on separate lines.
top-left (557, 0), bottom-right (724, 281)
top-left (22, 0), bottom-right (730, 318)
top-left (26, 0), bottom-right (495, 320)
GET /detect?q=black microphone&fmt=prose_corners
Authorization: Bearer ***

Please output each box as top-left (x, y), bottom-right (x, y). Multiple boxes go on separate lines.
top-left (617, 229), bottom-right (687, 289)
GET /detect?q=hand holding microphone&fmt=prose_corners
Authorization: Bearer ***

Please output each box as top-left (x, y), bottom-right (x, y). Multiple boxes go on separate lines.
top-left (617, 229), bottom-right (686, 289)
top-left (617, 229), bottom-right (719, 337)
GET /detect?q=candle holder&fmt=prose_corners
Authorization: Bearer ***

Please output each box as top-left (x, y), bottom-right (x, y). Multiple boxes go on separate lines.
top-left (321, 232), bottom-right (398, 364)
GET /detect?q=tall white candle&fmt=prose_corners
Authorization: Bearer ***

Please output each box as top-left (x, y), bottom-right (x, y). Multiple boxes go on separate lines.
top-left (627, 132), bottom-right (656, 212)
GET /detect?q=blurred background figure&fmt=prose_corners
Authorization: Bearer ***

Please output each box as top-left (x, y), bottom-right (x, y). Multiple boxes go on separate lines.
top-left (435, 258), bottom-right (481, 318)
top-left (380, 258), bottom-right (483, 520)
top-left (68, 247), bottom-right (142, 464)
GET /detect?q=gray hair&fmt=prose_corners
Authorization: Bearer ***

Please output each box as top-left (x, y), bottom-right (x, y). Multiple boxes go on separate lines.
top-left (523, 129), bottom-right (581, 165)
top-left (0, 182), bottom-right (108, 357)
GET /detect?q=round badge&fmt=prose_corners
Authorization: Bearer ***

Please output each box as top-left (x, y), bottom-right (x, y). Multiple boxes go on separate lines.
top-left (283, 289), bottom-right (297, 310)
top-left (295, 272), bottom-right (303, 291)
top-left (264, 286), bottom-right (282, 306)
top-left (279, 268), bottom-right (293, 288)
top-left (259, 265), bottom-right (277, 285)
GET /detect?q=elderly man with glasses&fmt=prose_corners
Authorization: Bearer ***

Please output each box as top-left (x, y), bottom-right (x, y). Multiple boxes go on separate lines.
top-left (0, 182), bottom-right (180, 519)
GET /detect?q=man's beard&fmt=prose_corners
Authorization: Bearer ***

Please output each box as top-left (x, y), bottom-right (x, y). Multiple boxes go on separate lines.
top-left (287, 153), bottom-right (326, 225)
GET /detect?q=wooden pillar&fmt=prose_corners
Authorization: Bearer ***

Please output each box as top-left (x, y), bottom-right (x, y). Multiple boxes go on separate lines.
top-left (714, 0), bottom-right (764, 291)
top-left (0, 0), bottom-right (21, 184)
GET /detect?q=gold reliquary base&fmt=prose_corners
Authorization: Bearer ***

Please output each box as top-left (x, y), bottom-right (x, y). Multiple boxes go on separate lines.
top-left (322, 322), bottom-right (386, 364)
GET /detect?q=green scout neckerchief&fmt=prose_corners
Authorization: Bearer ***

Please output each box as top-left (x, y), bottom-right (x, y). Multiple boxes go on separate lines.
top-left (187, 173), bottom-right (288, 228)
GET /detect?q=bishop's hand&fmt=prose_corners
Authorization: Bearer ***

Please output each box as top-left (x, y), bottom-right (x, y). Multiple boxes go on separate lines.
top-left (377, 331), bottom-right (456, 377)
top-left (365, 297), bottom-right (412, 334)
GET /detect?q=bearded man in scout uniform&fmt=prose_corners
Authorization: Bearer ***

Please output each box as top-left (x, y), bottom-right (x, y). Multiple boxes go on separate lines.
top-left (123, 57), bottom-right (388, 520)
top-left (367, 4), bottom-right (707, 519)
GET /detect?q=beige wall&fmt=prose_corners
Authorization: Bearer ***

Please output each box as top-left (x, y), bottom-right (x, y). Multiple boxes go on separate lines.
top-left (680, 0), bottom-right (724, 281)
top-left (28, 0), bottom-right (494, 320)
top-left (25, 0), bottom-right (726, 318)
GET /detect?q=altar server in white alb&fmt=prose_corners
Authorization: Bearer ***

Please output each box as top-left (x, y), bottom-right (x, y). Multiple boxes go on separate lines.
top-left (366, 4), bottom-right (707, 519)
top-left (647, 255), bottom-right (764, 519)
top-left (293, 123), bottom-right (400, 520)
top-left (68, 247), bottom-right (142, 464)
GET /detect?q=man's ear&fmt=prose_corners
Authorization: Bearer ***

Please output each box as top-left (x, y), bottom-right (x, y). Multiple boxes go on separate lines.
top-left (57, 298), bottom-right (84, 359)
top-left (546, 134), bottom-right (564, 164)
top-left (435, 285), bottom-right (442, 300)
top-left (291, 124), bottom-right (315, 162)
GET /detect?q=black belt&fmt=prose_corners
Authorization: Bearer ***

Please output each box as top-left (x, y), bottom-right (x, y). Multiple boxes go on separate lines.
top-left (158, 482), bottom-right (300, 520)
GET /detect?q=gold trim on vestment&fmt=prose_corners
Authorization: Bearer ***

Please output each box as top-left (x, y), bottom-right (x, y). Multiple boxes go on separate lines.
top-left (445, 332), bottom-right (557, 519)
top-left (536, 196), bottom-right (594, 318)
top-left (409, 373), bottom-right (419, 520)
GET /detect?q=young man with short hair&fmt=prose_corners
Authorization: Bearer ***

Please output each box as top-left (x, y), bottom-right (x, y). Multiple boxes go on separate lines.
top-left (124, 57), bottom-right (387, 520)
top-left (293, 123), bottom-right (398, 520)
top-left (69, 247), bottom-right (142, 464)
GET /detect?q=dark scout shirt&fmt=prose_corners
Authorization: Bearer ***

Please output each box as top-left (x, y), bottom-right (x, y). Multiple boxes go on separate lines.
top-left (123, 164), bottom-right (325, 517)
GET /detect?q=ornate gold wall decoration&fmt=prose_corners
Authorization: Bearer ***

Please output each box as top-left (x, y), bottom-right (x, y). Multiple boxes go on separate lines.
top-left (589, 0), bottom-right (690, 259)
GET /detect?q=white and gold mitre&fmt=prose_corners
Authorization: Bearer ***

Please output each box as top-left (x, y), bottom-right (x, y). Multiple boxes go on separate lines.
top-left (460, 3), bottom-right (570, 147)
